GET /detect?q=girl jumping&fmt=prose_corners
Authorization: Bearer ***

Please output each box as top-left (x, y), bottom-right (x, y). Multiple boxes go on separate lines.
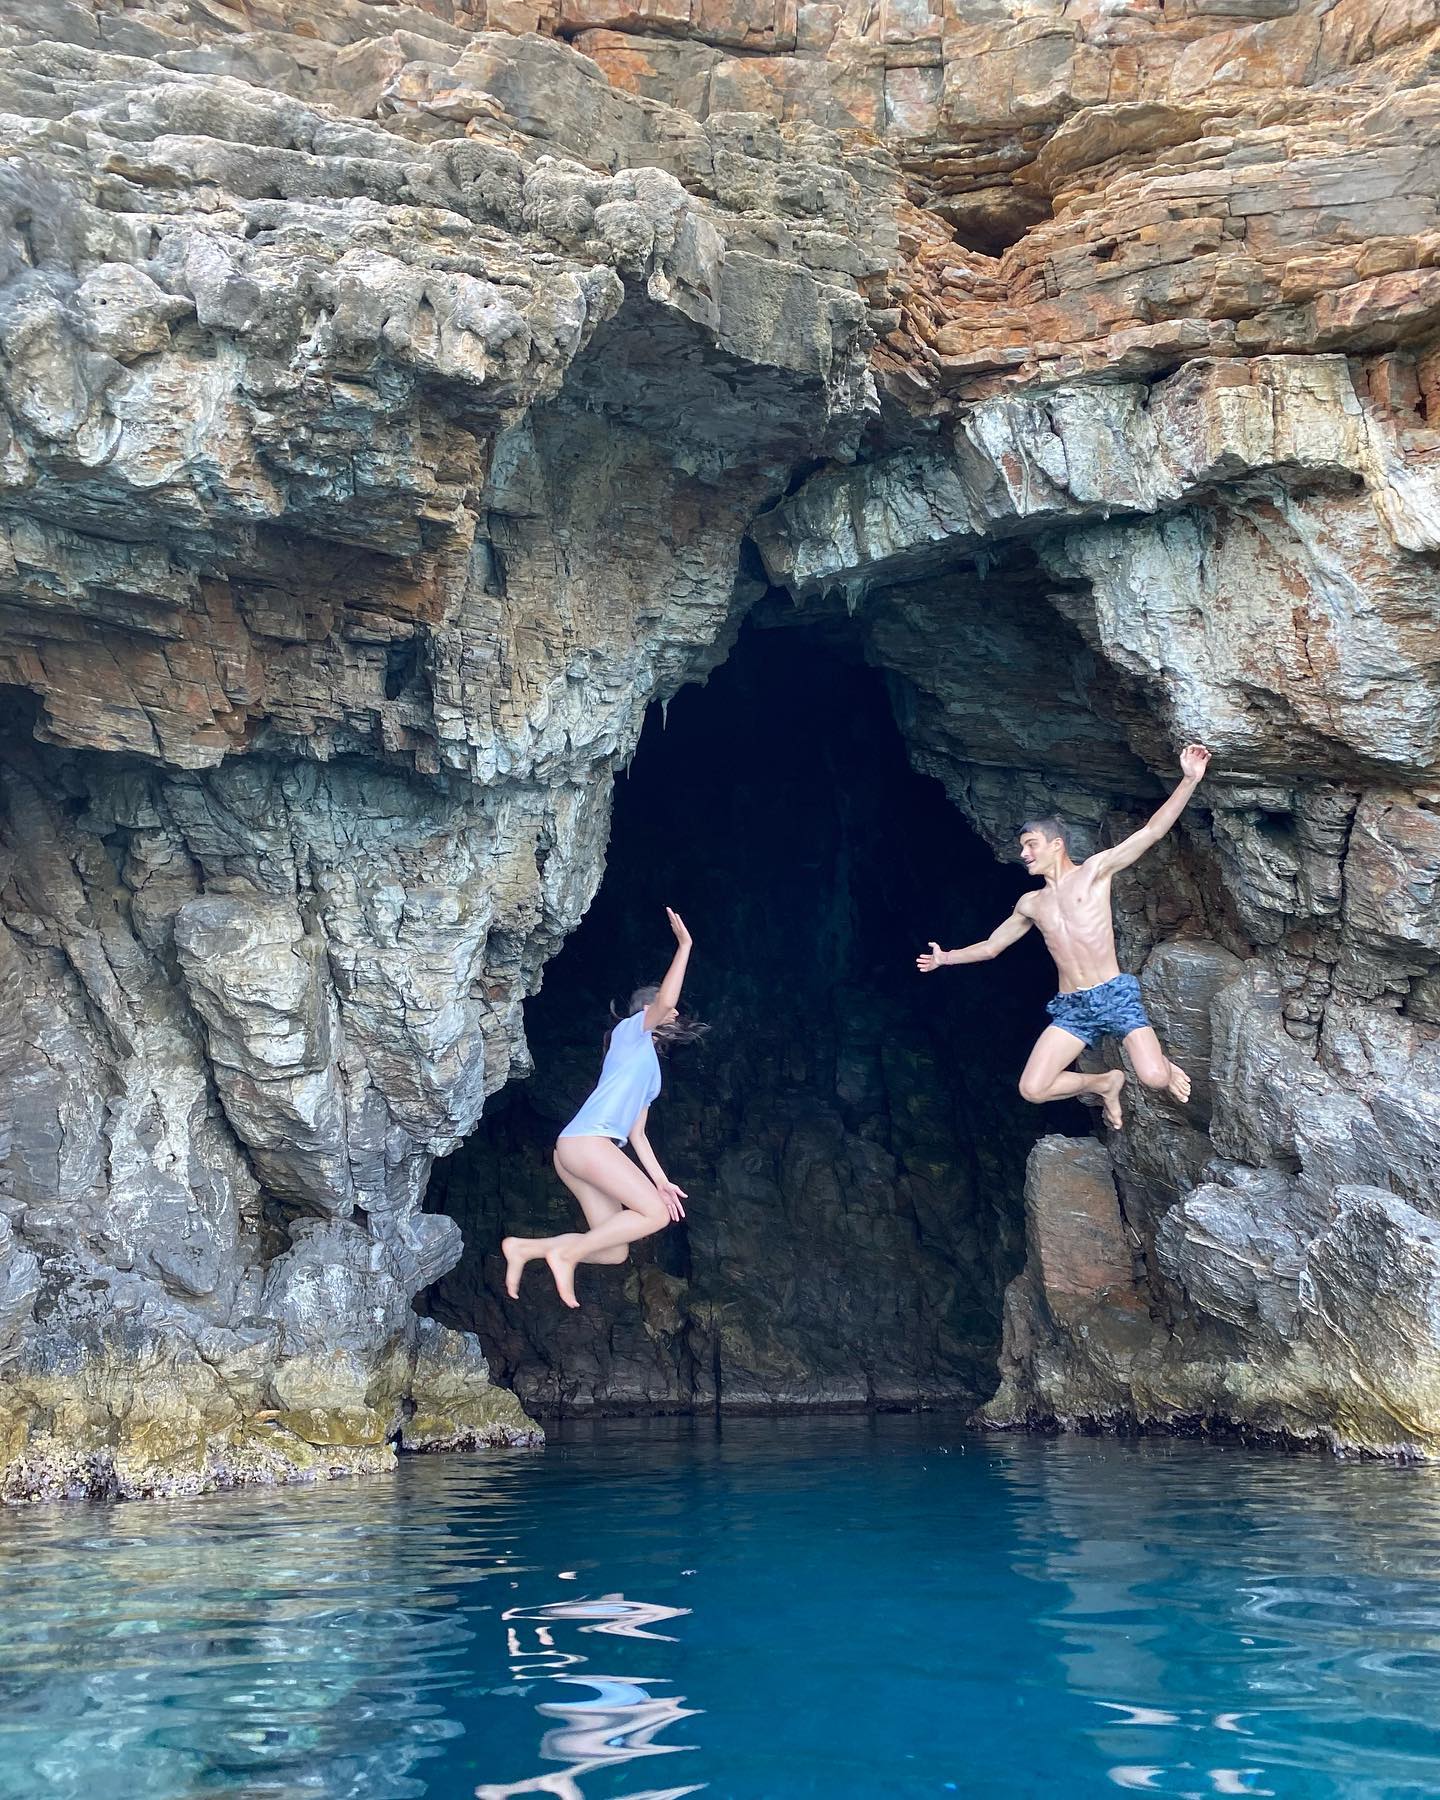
top-left (502, 907), bottom-right (699, 1309)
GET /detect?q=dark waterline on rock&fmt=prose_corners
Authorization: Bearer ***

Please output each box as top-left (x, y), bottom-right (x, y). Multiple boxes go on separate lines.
top-left (2, 1417), bottom-right (1438, 1799)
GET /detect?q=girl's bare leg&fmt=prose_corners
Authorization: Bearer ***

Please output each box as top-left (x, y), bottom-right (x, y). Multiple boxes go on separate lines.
top-left (502, 1154), bottom-right (631, 1297)
top-left (1018, 1024), bottom-right (1127, 1130)
top-left (541, 1138), bottom-right (670, 1308)
top-left (501, 1235), bottom-right (543, 1299)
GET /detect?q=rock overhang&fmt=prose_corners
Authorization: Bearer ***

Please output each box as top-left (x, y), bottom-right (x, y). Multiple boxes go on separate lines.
top-left (2, 0), bottom-right (1440, 1490)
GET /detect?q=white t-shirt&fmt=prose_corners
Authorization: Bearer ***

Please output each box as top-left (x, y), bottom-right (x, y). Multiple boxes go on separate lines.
top-left (559, 1011), bottom-right (662, 1143)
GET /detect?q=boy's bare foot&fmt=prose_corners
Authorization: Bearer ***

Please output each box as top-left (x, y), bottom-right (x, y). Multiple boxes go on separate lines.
top-left (545, 1241), bottom-right (581, 1309)
top-left (502, 1236), bottom-right (528, 1300)
top-left (1166, 1063), bottom-right (1192, 1105)
top-left (1097, 1069), bottom-right (1126, 1130)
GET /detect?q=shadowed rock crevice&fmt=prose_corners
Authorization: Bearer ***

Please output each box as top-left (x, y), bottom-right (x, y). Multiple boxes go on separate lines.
top-left (425, 621), bottom-right (1087, 1414)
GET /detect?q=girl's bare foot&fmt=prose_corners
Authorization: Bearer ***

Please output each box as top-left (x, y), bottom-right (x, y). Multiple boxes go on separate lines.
top-left (501, 1236), bottom-right (530, 1300)
top-left (1166, 1063), bottom-right (1192, 1105)
top-left (1097, 1069), bottom-right (1126, 1130)
top-left (545, 1240), bottom-right (581, 1309)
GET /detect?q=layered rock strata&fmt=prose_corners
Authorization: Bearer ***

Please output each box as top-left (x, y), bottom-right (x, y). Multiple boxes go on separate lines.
top-left (0, 11), bottom-right (879, 1495)
top-left (751, 348), bottom-right (1440, 1455)
top-left (0, 0), bottom-right (1438, 1488)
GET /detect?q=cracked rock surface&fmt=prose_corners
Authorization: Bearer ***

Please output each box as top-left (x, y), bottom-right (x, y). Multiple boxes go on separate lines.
top-left (0, 3), bottom-right (879, 1496)
top-left (2, 0), bottom-right (1440, 1492)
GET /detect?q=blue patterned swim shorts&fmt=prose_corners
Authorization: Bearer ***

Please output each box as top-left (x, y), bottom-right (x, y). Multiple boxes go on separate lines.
top-left (1045, 973), bottom-right (1150, 1048)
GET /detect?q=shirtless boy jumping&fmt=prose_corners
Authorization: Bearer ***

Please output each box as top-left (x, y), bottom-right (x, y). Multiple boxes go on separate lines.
top-left (917, 745), bottom-right (1211, 1130)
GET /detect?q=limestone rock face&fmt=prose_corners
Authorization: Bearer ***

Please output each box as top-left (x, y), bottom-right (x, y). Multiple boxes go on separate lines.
top-left (2, 0), bottom-right (1440, 1489)
top-left (749, 352), bottom-right (1440, 1456)
top-left (0, 4), bottom-right (879, 1495)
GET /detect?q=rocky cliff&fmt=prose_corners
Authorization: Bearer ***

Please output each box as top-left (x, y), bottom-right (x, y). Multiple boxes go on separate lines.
top-left (1, 0), bottom-right (1439, 1495)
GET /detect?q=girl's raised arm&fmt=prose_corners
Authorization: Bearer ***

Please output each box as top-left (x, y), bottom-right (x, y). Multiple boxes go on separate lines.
top-left (643, 908), bottom-right (692, 1029)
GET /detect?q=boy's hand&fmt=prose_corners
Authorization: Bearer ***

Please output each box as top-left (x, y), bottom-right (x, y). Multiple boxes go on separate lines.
top-left (1180, 744), bottom-right (1211, 783)
top-left (916, 942), bottom-right (948, 973)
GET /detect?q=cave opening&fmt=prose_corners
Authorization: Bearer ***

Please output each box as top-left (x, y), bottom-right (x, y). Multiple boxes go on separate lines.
top-left (425, 620), bottom-right (1088, 1416)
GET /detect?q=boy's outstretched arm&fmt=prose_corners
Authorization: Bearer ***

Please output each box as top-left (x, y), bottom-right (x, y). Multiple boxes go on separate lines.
top-left (917, 908), bottom-right (1032, 972)
top-left (1090, 744), bottom-right (1211, 878)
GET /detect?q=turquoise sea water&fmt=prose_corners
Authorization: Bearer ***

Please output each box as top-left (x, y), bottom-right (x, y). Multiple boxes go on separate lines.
top-left (1, 1418), bottom-right (1438, 1799)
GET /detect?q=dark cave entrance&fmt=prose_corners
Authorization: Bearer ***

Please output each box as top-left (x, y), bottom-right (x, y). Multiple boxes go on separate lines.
top-left (425, 622), bottom-right (1087, 1415)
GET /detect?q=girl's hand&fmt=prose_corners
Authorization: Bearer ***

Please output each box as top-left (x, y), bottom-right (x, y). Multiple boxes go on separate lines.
top-left (666, 907), bottom-right (692, 948)
top-left (916, 942), bottom-right (947, 973)
top-left (656, 1180), bottom-right (688, 1221)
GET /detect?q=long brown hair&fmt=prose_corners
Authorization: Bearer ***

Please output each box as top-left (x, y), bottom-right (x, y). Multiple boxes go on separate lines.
top-left (606, 984), bottom-right (709, 1052)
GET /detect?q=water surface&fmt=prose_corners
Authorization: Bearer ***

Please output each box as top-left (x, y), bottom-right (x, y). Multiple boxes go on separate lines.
top-left (1, 1418), bottom-right (1438, 1798)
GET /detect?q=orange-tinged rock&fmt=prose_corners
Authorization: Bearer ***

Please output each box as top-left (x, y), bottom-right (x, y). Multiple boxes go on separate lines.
top-left (1280, 251), bottom-right (1361, 305)
top-left (556, 0), bottom-right (694, 37)
top-left (1167, 12), bottom-right (1323, 96)
top-left (1314, 268), bottom-right (1440, 351)
top-left (1355, 236), bottom-right (1420, 279)
top-left (1360, 351), bottom-right (1423, 420)
top-left (1030, 99), bottom-right (1212, 191)
top-left (1024, 1137), bottom-right (1141, 1325)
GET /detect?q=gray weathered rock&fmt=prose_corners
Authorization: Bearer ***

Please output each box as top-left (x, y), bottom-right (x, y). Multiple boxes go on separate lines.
top-left (4, 0), bottom-right (1440, 1492)
top-left (0, 11), bottom-right (883, 1494)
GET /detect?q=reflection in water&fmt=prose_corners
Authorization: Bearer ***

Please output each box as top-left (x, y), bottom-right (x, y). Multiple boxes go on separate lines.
top-left (0, 1454), bottom-right (700, 1800)
top-left (474, 1674), bottom-right (701, 1800)
top-left (483, 1595), bottom-right (700, 1800)
top-left (0, 1472), bottom-right (483, 1800)
top-left (1005, 1443), bottom-right (1440, 1798)
top-left (0, 1419), bottom-right (1437, 1799)
top-left (505, 1594), bottom-right (693, 1641)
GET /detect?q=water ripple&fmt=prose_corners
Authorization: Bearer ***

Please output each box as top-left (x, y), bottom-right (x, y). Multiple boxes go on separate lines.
top-left (0, 1420), bottom-right (1437, 1798)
